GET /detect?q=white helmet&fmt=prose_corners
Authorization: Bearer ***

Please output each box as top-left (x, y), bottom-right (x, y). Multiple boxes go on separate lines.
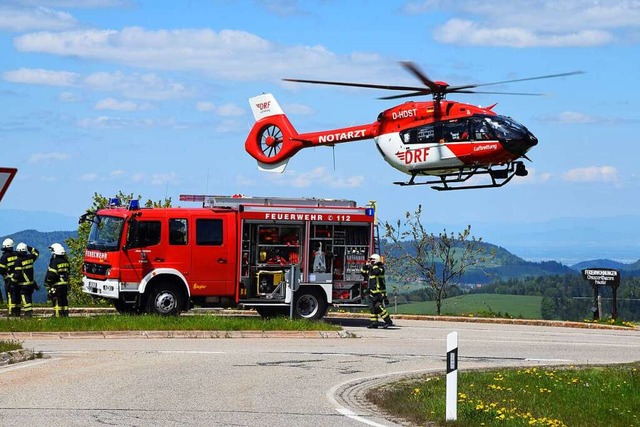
top-left (2, 238), bottom-right (13, 250)
top-left (16, 242), bottom-right (27, 253)
top-left (50, 243), bottom-right (66, 256)
top-left (369, 254), bottom-right (381, 263)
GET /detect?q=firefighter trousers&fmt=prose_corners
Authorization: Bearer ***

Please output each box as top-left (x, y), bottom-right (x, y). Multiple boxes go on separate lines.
top-left (368, 292), bottom-right (392, 326)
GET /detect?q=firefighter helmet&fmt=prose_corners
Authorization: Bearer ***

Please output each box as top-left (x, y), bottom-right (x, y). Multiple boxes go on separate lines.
top-left (16, 242), bottom-right (27, 253)
top-left (50, 243), bottom-right (66, 256)
top-left (2, 238), bottom-right (13, 249)
top-left (369, 253), bottom-right (381, 263)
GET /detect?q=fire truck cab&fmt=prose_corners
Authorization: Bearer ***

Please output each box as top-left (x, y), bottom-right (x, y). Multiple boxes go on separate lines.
top-left (81, 195), bottom-right (377, 320)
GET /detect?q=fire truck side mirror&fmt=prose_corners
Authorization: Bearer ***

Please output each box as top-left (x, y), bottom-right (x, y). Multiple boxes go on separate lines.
top-left (78, 211), bottom-right (96, 225)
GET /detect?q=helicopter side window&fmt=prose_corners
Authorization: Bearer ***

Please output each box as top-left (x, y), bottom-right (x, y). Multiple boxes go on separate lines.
top-left (443, 120), bottom-right (469, 142)
top-left (401, 124), bottom-right (435, 145)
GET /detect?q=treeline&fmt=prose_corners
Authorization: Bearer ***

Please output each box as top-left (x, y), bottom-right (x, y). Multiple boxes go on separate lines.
top-left (470, 275), bottom-right (640, 321)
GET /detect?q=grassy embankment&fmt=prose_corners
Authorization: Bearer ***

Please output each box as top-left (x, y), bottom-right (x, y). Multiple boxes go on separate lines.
top-left (0, 314), bottom-right (341, 333)
top-left (369, 362), bottom-right (640, 427)
top-left (392, 294), bottom-right (543, 319)
top-left (0, 339), bottom-right (22, 352)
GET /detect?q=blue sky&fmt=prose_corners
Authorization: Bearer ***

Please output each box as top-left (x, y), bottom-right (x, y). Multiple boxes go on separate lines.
top-left (1, 0), bottom-right (639, 257)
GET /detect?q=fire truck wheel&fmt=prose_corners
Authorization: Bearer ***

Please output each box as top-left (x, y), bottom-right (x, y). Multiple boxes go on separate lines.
top-left (294, 290), bottom-right (327, 320)
top-left (146, 284), bottom-right (183, 315)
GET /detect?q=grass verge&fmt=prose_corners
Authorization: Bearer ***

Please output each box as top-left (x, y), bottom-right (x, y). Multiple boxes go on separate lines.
top-left (0, 339), bottom-right (23, 352)
top-left (368, 362), bottom-right (640, 427)
top-left (0, 315), bottom-right (341, 333)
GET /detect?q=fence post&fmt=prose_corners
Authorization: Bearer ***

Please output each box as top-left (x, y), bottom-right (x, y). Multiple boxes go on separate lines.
top-left (446, 331), bottom-right (458, 421)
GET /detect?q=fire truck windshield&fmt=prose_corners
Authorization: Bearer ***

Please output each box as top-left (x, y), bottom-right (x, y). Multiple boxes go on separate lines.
top-left (87, 215), bottom-right (125, 251)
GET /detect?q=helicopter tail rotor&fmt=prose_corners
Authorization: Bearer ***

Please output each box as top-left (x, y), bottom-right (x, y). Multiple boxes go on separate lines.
top-left (245, 94), bottom-right (305, 173)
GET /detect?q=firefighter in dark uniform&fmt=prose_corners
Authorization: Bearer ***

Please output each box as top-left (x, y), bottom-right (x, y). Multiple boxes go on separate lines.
top-left (15, 242), bottom-right (39, 317)
top-left (366, 254), bottom-right (394, 329)
top-left (0, 238), bottom-right (19, 316)
top-left (45, 243), bottom-right (71, 317)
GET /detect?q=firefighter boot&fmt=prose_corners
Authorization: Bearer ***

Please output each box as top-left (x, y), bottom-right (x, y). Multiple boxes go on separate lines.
top-left (10, 307), bottom-right (20, 317)
top-left (61, 310), bottom-right (69, 317)
top-left (23, 310), bottom-right (32, 318)
top-left (382, 317), bottom-right (394, 329)
top-left (367, 323), bottom-right (378, 329)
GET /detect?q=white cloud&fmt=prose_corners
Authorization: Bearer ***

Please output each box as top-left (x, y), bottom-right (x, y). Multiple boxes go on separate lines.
top-left (405, 0), bottom-right (638, 47)
top-left (214, 119), bottom-right (244, 133)
top-left (215, 103), bottom-right (245, 117)
top-left (12, 1), bottom-right (129, 7)
top-left (197, 101), bottom-right (245, 117)
top-left (150, 172), bottom-right (177, 186)
top-left (80, 173), bottom-right (99, 181)
top-left (3, 67), bottom-right (191, 100)
top-left (256, 0), bottom-right (308, 17)
top-left (0, 5), bottom-right (77, 32)
top-left (76, 116), bottom-right (181, 129)
top-left (196, 101), bottom-right (215, 112)
top-left (3, 68), bottom-right (79, 86)
top-left (110, 169), bottom-right (125, 177)
top-left (58, 91), bottom-right (82, 102)
top-left (543, 111), bottom-right (597, 124)
top-left (83, 71), bottom-right (192, 100)
top-left (28, 152), bottom-right (71, 163)
top-left (95, 97), bottom-right (144, 111)
top-left (283, 103), bottom-right (314, 115)
top-left (12, 27), bottom-right (392, 82)
top-left (434, 19), bottom-right (613, 48)
top-left (563, 166), bottom-right (619, 183)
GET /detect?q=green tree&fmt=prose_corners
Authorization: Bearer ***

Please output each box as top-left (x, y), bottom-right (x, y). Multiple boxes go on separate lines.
top-left (383, 205), bottom-right (492, 315)
top-left (64, 192), bottom-right (171, 305)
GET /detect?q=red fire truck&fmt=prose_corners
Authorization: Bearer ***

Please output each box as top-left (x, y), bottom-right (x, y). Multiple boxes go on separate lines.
top-left (81, 195), bottom-right (378, 319)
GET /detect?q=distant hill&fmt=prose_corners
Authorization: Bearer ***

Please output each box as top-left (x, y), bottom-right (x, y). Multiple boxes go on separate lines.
top-left (570, 259), bottom-right (640, 277)
top-left (1, 229), bottom-right (77, 303)
top-left (0, 209), bottom-right (78, 236)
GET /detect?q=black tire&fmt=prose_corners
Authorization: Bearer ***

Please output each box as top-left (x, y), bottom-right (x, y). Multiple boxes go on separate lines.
top-left (113, 299), bottom-right (141, 315)
top-left (294, 289), bottom-right (327, 320)
top-left (145, 284), bottom-right (183, 316)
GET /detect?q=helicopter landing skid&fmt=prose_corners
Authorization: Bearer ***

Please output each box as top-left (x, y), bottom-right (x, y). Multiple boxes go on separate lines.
top-left (394, 161), bottom-right (528, 191)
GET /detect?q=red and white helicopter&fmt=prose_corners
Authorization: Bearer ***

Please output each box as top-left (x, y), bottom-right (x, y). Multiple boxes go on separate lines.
top-left (244, 62), bottom-right (582, 190)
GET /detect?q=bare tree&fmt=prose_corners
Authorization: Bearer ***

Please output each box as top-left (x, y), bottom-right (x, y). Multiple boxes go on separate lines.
top-left (383, 205), bottom-right (491, 315)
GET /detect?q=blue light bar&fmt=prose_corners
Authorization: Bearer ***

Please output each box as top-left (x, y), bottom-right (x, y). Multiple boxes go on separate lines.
top-left (365, 207), bottom-right (375, 216)
top-left (108, 198), bottom-right (121, 207)
top-left (129, 199), bottom-right (140, 210)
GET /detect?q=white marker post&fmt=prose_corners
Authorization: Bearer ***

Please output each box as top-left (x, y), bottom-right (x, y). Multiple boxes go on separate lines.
top-left (446, 331), bottom-right (458, 421)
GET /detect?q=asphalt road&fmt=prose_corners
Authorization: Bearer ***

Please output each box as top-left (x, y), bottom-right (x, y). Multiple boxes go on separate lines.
top-left (1, 318), bottom-right (639, 427)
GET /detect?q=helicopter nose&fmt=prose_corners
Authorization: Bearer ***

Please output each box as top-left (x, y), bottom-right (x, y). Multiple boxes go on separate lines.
top-left (502, 132), bottom-right (538, 157)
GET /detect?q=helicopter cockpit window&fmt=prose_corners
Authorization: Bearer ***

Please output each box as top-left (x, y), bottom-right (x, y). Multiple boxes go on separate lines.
top-left (401, 124), bottom-right (435, 145)
top-left (485, 116), bottom-right (528, 140)
top-left (443, 120), bottom-right (469, 142)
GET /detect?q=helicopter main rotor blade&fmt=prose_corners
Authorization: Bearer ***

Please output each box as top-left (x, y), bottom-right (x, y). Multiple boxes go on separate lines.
top-left (450, 90), bottom-right (545, 96)
top-left (282, 78), bottom-right (427, 92)
top-left (399, 61), bottom-right (441, 92)
top-left (378, 91), bottom-right (431, 100)
top-left (447, 71), bottom-right (585, 92)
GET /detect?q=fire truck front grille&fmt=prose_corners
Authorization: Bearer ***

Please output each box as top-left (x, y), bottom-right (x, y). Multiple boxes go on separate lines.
top-left (84, 262), bottom-right (110, 275)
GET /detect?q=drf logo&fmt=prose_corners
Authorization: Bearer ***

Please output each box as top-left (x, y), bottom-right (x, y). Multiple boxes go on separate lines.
top-left (256, 101), bottom-right (271, 111)
top-left (396, 147), bottom-right (430, 165)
